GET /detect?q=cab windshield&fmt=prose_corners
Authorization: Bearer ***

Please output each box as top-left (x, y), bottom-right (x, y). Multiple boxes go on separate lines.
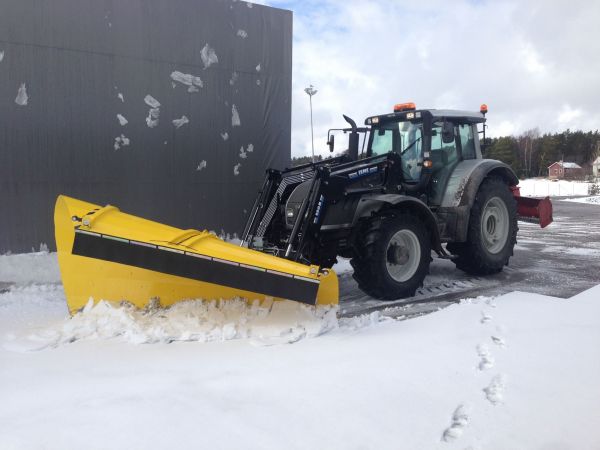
top-left (369, 120), bottom-right (423, 181)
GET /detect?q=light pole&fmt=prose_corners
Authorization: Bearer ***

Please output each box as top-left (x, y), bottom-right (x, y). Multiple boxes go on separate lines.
top-left (304, 84), bottom-right (318, 163)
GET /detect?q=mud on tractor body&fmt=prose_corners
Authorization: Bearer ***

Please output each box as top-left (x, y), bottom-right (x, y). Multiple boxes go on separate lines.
top-left (241, 103), bottom-right (553, 300)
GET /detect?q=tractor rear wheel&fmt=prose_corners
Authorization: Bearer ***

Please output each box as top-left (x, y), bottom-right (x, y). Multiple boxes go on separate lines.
top-left (351, 213), bottom-right (431, 299)
top-left (448, 177), bottom-right (518, 275)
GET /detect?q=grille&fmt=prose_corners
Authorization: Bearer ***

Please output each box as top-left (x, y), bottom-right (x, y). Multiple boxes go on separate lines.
top-left (255, 170), bottom-right (314, 237)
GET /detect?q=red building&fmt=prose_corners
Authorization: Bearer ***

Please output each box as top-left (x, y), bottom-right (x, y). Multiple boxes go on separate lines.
top-left (548, 161), bottom-right (584, 180)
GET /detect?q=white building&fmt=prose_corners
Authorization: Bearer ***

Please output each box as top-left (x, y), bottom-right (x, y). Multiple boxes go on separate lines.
top-left (593, 156), bottom-right (600, 179)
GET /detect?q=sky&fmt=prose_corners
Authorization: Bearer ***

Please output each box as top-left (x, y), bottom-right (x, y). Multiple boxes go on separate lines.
top-left (255, 0), bottom-right (600, 157)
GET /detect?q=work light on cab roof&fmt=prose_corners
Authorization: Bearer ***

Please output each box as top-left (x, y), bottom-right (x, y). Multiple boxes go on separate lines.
top-left (393, 102), bottom-right (416, 112)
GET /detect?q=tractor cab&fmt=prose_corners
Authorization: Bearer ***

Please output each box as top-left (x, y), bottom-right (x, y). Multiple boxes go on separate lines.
top-left (362, 103), bottom-right (488, 205)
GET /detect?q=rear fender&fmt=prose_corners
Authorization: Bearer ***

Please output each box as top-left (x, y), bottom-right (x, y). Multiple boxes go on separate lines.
top-left (353, 194), bottom-right (443, 253)
top-left (438, 159), bottom-right (518, 242)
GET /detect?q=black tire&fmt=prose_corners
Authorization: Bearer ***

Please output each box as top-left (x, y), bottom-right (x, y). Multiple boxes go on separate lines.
top-left (449, 177), bottom-right (518, 275)
top-left (351, 213), bottom-right (431, 300)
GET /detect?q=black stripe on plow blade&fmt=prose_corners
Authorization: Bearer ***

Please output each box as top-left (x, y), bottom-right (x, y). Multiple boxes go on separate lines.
top-left (71, 231), bottom-right (319, 305)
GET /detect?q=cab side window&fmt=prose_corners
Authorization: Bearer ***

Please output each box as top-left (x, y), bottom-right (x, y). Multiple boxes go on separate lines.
top-left (370, 129), bottom-right (394, 156)
top-left (459, 124), bottom-right (476, 160)
top-left (430, 122), bottom-right (458, 171)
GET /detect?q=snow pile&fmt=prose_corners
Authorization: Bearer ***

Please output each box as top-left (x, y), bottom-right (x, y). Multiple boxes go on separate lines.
top-left (564, 195), bottom-right (600, 205)
top-left (0, 284), bottom-right (67, 336)
top-left (0, 251), bottom-right (60, 284)
top-left (5, 298), bottom-right (341, 351)
top-left (518, 178), bottom-right (590, 197)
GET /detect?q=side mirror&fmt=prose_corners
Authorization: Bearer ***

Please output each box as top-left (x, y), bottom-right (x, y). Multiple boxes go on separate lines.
top-left (442, 121), bottom-right (454, 144)
top-left (327, 134), bottom-right (335, 152)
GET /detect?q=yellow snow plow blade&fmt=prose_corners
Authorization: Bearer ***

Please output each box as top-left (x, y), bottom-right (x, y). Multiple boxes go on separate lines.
top-left (54, 195), bottom-right (338, 314)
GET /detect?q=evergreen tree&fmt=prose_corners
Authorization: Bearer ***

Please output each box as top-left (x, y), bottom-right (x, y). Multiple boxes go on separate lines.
top-left (487, 137), bottom-right (521, 173)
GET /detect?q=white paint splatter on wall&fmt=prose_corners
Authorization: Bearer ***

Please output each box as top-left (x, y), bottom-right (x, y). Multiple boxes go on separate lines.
top-left (172, 115), bottom-right (189, 129)
top-left (196, 160), bottom-right (207, 171)
top-left (256, 79), bottom-right (261, 86)
top-left (246, 143), bottom-right (254, 153)
top-left (170, 71), bottom-right (203, 92)
top-left (114, 134), bottom-right (130, 150)
top-left (231, 104), bottom-right (241, 127)
top-left (221, 132), bottom-right (229, 141)
top-left (255, 63), bottom-right (261, 72)
top-left (117, 93), bottom-right (124, 102)
top-left (117, 114), bottom-right (128, 126)
top-left (237, 29), bottom-right (248, 39)
top-left (229, 72), bottom-right (239, 86)
top-left (0, 51), bottom-right (4, 62)
top-left (233, 163), bottom-right (241, 176)
top-left (239, 146), bottom-right (247, 159)
top-left (15, 83), bottom-right (28, 106)
top-left (201, 44), bottom-right (219, 69)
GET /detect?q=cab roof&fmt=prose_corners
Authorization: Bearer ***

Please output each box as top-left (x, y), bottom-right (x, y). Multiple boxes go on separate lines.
top-left (365, 108), bottom-right (486, 126)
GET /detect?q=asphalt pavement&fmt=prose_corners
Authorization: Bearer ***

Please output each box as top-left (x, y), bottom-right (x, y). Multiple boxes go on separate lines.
top-left (339, 199), bottom-right (600, 318)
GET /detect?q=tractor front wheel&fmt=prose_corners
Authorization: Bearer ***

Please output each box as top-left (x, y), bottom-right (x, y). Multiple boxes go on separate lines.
top-left (448, 177), bottom-right (518, 275)
top-left (351, 213), bottom-right (431, 299)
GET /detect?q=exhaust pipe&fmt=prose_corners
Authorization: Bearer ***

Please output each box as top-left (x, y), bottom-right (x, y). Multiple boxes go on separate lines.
top-left (343, 114), bottom-right (359, 161)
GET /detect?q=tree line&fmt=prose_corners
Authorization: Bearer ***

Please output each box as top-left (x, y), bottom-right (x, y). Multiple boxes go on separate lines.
top-left (291, 129), bottom-right (600, 178)
top-left (483, 129), bottom-right (600, 178)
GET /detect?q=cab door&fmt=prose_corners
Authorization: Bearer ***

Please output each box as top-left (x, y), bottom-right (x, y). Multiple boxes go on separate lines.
top-left (429, 121), bottom-right (459, 205)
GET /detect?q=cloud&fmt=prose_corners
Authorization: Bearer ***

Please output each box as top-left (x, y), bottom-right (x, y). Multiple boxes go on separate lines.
top-left (262, 0), bottom-right (600, 156)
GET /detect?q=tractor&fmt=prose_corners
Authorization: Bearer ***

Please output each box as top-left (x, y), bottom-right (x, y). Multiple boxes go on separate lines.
top-left (240, 103), bottom-right (552, 300)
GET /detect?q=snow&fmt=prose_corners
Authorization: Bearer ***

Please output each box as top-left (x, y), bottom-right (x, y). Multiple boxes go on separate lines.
top-left (518, 178), bottom-right (591, 197)
top-left (1, 252), bottom-right (599, 449)
top-left (196, 160), bottom-right (207, 171)
top-left (200, 43), bottom-right (218, 69)
top-left (144, 95), bottom-right (161, 128)
top-left (113, 134), bottom-right (130, 150)
top-left (564, 195), bottom-right (600, 205)
top-left (170, 71), bottom-right (203, 92)
top-left (561, 162), bottom-right (581, 169)
top-left (172, 115), bottom-right (189, 128)
top-left (116, 113), bottom-right (128, 126)
top-left (15, 82), bottom-right (28, 106)
top-left (143, 94), bottom-right (161, 109)
top-left (231, 104), bottom-right (241, 126)
top-left (0, 251), bottom-right (60, 284)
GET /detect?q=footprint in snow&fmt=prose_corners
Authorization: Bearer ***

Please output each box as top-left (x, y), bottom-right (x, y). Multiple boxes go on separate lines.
top-left (483, 374), bottom-right (506, 405)
top-left (491, 335), bottom-right (506, 347)
top-left (442, 404), bottom-right (471, 442)
top-left (485, 298), bottom-right (497, 308)
top-left (476, 344), bottom-right (494, 370)
top-left (480, 312), bottom-right (492, 324)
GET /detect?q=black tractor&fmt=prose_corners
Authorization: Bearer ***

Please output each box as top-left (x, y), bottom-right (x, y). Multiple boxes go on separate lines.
top-left (240, 103), bottom-right (552, 300)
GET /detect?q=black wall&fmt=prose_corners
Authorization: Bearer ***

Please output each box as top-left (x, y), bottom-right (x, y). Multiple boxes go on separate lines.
top-left (0, 0), bottom-right (292, 253)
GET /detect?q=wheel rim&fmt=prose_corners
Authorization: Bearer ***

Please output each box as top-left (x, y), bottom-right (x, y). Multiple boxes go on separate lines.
top-left (385, 229), bottom-right (421, 282)
top-left (481, 196), bottom-right (509, 254)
